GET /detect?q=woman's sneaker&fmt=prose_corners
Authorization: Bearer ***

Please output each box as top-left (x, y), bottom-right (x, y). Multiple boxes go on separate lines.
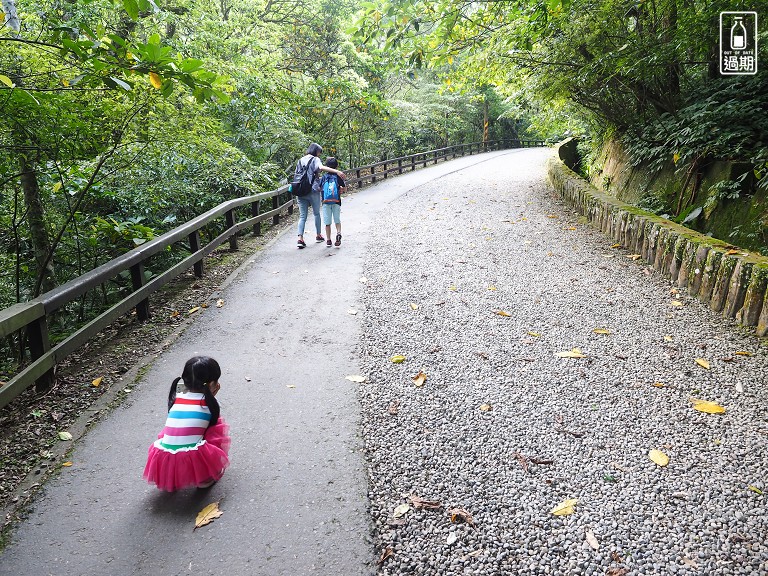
top-left (335, 234), bottom-right (342, 247)
top-left (326, 239), bottom-right (332, 247)
top-left (315, 234), bottom-right (324, 242)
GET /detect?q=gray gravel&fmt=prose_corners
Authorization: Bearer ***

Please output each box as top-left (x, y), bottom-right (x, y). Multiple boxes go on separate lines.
top-left (355, 148), bottom-right (768, 575)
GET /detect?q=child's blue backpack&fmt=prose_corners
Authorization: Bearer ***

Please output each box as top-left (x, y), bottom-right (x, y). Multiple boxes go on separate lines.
top-left (322, 174), bottom-right (340, 204)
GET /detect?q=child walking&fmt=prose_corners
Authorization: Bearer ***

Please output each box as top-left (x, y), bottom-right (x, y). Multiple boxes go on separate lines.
top-left (143, 356), bottom-right (231, 491)
top-left (320, 157), bottom-right (345, 247)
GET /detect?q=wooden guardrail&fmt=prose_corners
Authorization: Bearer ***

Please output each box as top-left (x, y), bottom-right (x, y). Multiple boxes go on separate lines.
top-left (0, 138), bottom-right (544, 409)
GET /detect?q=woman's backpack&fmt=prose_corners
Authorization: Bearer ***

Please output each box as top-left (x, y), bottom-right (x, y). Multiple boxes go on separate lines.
top-left (290, 156), bottom-right (314, 196)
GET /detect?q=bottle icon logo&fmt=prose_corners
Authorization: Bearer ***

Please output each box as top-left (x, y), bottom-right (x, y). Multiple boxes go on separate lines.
top-left (731, 17), bottom-right (747, 50)
top-left (720, 12), bottom-right (758, 75)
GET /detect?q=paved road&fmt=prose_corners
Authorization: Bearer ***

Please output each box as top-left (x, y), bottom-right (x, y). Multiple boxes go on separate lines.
top-left (0, 148), bottom-right (533, 576)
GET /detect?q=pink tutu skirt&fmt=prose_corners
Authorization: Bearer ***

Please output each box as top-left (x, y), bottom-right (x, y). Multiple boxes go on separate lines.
top-left (143, 418), bottom-right (231, 492)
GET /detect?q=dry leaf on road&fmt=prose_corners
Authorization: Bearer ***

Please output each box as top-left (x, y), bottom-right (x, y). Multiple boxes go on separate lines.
top-left (690, 398), bottom-right (726, 414)
top-left (695, 358), bottom-right (710, 369)
top-left (393, 504), bottom-right (410, 518)
top-left (448, 508), bottom-right (475, 526)
top-left (556, 348), bottom-right (586, 358)
top-left (91, 377), bottom-right (103, 387)
top-left (479, 403), bottom-right (492, 411)
top-left (345, 375), bottom-right (367, 383)
top-left (408, 495), bottom-right (442, 510)
top-left (550, 498), bottom-right (578, 516)
top-left (194, 502), bottom-right (223, 530)
top-left (391, 355), bottom-right (406, 363)
top-left (495, 310), bottom-right (511, 317)
top-left (585, 529), bottom-right (599, 550)
top-left (648, 449), bottom-right (670, 467)
top-left (592, 328), bottom-right (611, 335)
top-left (411, 371), bottom-right (427, 387)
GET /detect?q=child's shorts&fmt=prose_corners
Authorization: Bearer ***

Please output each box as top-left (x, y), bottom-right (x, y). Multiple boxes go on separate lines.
top-left (322, 203), bottom-right (341, 225)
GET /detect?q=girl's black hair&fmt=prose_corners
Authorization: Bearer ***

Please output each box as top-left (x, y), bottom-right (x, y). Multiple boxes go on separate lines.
top-left (325, 156), bottom-right (338, 169)
top-left (167, 356), bottom-right (221, 425)
top-left (307, 142), bottom-right (323, 156)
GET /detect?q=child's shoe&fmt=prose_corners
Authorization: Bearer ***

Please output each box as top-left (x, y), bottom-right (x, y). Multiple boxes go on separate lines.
top-left (315, 234), bottom-right (324, 242)
top-left (335, 234), bottom-right (342, 247)
top-left (326, 239), bottom-right (332, 247)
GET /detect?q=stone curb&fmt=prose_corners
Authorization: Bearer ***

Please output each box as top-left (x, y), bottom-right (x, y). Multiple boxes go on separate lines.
top-left (546, 156), bottom-right (768, 336)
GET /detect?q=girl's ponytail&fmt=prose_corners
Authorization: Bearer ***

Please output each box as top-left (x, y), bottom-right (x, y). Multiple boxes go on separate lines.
top-left (167, 376), bottom-right (182, 412)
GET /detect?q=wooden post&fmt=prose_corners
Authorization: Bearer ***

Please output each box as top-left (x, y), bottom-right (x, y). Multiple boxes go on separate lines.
top-left (356, 168), bottom-right (362, 189)
top-left (226, 209), bottom-right (238, 250)
top-left (252, 199), bottom-right (261, 237)
top-left (422, 153), bottom-right (427, 168)
top-left (411, 156), bottom-right (416, 171)
top-left (398, 159), bottom-right (403, 174)
top-left (130, 262), bottom-right (150, 320)
top-left (383, 161), bottom-right (388, 179)
top-left (189, 231), bottom-right (203, 277)
top-left (272, 195), bottom-right (279, 226)
top-left (27, 317), bottom-right (53, 393)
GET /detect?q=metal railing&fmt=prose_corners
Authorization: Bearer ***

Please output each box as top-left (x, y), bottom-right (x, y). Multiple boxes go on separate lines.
top-left (0, 138), bottom-right (544, 408)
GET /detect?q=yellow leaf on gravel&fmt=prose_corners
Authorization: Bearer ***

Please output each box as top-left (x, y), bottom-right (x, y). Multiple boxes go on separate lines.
top-left (648, 449), bottom-right (670, 467)
top-left (345, 375), bottom-right (367, 383)
top-left (62, 461), bottom-right (73, 467)
top-left (412, 371), bottom-right (427, 387)
top-left (188, 306), bottom-right (200, 314)
top-left (550, 498), bottom-right (578, 516)
top-left (695, 358), bottom-right (710, 369)
top-left (748, 485), bottom-right (764, 495)
top-left (479, 403), bottom-right (492, 411)
top-left (734, 351), bottom-right (753, 356)
top-left (91, 377), bottom-right (103, 387)
top-left (449, 285), bottom-right (457, 291)
top-left (149, 71), bottom-right (162, 89)
top-left (488, 286), bottom-right (497, 291)
top-left (495, 310), bottom-right (511, 317)
top-left (592, 328), bottom-right (611, 334)
top-left (409, 303), bottom-right (419, 310)
top-left (194, 502), bottom-right (223, 530)
top-left (610, 243), bottom-right (621, 249)
top-left (671, 300), bottom-right (683, 307)
top-left (556, 348), bottom-right (586, 358)
top-left (664, 335), bottom-right (673, 342)
top-left (690, 398), bottom-right (726, 414)
top-left (652, 382), bottom-right (666, 388)
top-left (393, 503), bottom-right (410, 518)
top-left (627, 254), bottom-right (642, 261)
top-left (527, 331), bottom-right (541, 337)
top-left (391, 355), bottom-right (406, 363)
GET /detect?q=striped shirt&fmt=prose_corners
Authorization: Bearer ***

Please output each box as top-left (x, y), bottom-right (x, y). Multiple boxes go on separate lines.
top-left (157, 392), bottom-right (211, 451)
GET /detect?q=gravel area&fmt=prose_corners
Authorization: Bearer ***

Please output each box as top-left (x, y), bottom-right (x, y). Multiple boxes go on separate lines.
top-left (356, 148), bottom-right (768, 576)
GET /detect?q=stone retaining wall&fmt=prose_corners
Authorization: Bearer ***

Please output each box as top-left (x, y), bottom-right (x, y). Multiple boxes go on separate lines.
top-left (546, 155), bottom-right (768, 336)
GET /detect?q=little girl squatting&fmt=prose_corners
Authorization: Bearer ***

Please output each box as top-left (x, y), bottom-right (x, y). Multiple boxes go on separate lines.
top-left (143, 356), bottom-right (231, 491)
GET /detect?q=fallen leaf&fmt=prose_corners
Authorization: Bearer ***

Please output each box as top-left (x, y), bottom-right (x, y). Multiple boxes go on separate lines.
top-left (592, 328), bottom-right (611, 334)
top-left (664, 335), bottom-right (673, 342)
top-left (409, 303), bottom-right (419, 310)
top-left (62, 461), bottom-right (73, 467)
top-left (345, 375), bottom-right (367, 383)
top-left (194, 502), bottom-right (223, 530)
top-left (585, 529), bottom-right (599, 550)
top-left (188, 306), bottom-right (200, 314)
top-left (648, 449), bottom-right (670, 467)
top-left (690, 398), bottom-right (726, 414)
top-left (682, 557), bottom-right (699, 569)
top-left (91, 377), bottom-right (103, 387)
top-left (556, 348), bottom-right (586, 358)
top-left (377, 547), bottom-right (393, 565)
top-left (446, 532), bottom-right (458, 545)
top-left (411, 371), bottom-right (427, 387)
top-left (461, 549), bottom-right (483, 560)
top-left (286, 384), bottom-right (296, 389)
top-left (652, 382), bottom-right (666, 388)
top-left (479, 403), bottom-right (492, 411)
top-left (735, 351), bottom-right (753, 356)
top-left (488, 286), bottom-right (497, 291)
top-left (58, 431), bottom-right (72, 441)
top-left (550, 498), bottom-right (578, 516)
top-left (408, 495), bottom-right (442, 510)
top-left (393, 503), bottom-right (410, 518)
top-left (216, 299), bottom-right (224, 308)
top-left (387, 400), bottom-right (400, 414)
top-left (726, 249), bottom-right (739, 255)
top-left (391, 355), bottom-right (406, 363)
top-left (606, 569), bottom-right (628, 576)
top-left (671, 300), bottom-right (683, 307)
top-left (347, 309), bottom-right (358, 315)
top-left (527, 331), bottom-right (541, 337)
top-left (495, 310), bottom-right (511, 317)
top-left (695, 358), bottom-right (710, 369)
top-left (448, 508), bottom-right (475, 526)
top-left (748, 485), bottom-right (763, 495)
top-left (201, 303), bottom-right (209, 308)
top-left (547, 214), bottom-right (558, 219)
top-left (627, 254), bottom-right (642, 260)
top-left (610, 243), bottom-right (621, 249)
top-left (170, 310), bottom-right (180, 318)
top-left (449, 285), bottom-right (457, 291)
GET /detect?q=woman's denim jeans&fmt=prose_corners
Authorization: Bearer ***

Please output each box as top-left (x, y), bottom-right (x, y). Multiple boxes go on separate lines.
top-left (297, 191), bottom-right (322, 237)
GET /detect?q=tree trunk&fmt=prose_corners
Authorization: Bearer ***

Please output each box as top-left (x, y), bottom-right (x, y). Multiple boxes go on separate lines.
top-left (19, 154), bottom-right (56, 295)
